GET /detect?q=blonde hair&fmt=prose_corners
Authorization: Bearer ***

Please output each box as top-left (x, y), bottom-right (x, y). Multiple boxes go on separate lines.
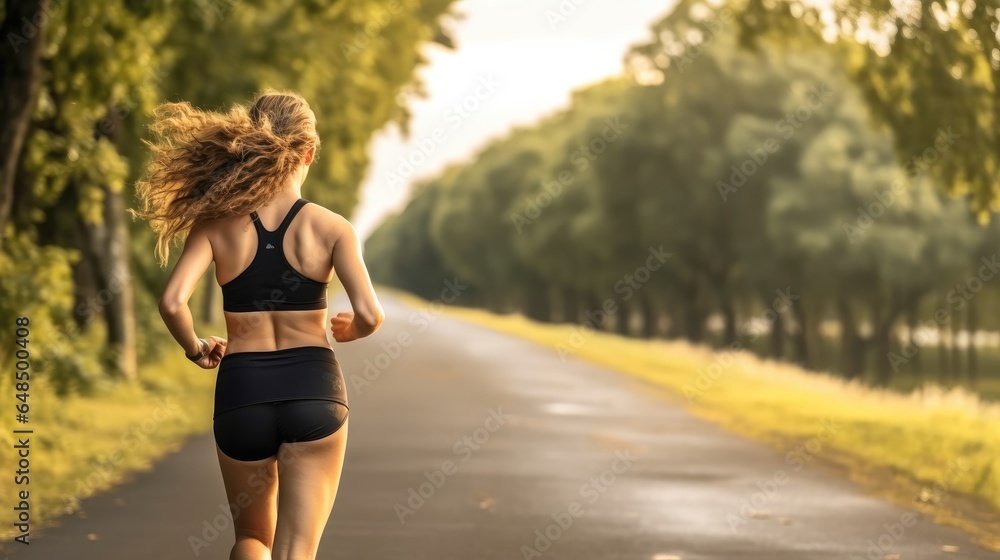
top-left (132, 90), bottom-right (320, 265)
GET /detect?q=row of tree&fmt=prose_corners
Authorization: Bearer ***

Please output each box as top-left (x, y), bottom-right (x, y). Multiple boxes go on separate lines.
top-left (0, 0), bottom-right (458, 392)
top-left (366, 2), bottom-right (1000, 387)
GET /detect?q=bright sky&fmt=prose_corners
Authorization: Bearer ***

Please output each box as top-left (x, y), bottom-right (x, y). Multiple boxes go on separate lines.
top-left (352, 0), bottom-right (673, 239)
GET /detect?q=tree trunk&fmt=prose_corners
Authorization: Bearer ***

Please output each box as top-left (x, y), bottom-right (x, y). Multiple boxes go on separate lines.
top-left (9, 144), bottom-right (36, 234)
top-left (664, 298), bottom-right (681, 339)
top-left (639, 292), bottom-right (658, 338)
top-left (560, 288), bottom-right (578, 324)
top-left (808, 309), bottom-right (826, 371)
top-left (837, 297), bottom-right (865, 380)
top-left (949, 320), bottom-right (962, 384)
top-left (0, 0), bottom-right (50, 249)
top-left (873, 322), bottom-right (893, 386)
top-left (477, 290), bottom-right (491, 310)
top-left (906, 304), bottom-right (922, 378)
top-left (937, 328), bottom-right (950, 383)
top-left (93, 104), bottom-right (138, 380)
top-left (966, 303), bottom-right (978, 386)
top-left (791, 301), bottom-right (810, 368)
top-left (680, 283), bottom-right (704, 343)
top-left (78, 180), bottom-right (137, 381)
top-left (719, 289), bottom-right (737, 347)
top-left (770, 301), bottom-right (785, 360)
top-left (614, 298), bottom-right (631, 336)
top-left (200, 267), bottom-right (219, 324)
top-left (486, 289), bottom-right (505, 314)
top-left (523, 284), bottom-right (550, 323)
top-left (72, 211), bottom-right (100, 329)
top-left (583, 291), bottom-right (607, 330)
top-left (101, 183), bottom-right (137, 381)
top-left (574, 293), bottom-right (585, 326)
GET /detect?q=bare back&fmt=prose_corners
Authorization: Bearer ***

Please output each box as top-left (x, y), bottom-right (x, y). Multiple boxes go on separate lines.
top-left (207, 197), bottom-right (337, 354)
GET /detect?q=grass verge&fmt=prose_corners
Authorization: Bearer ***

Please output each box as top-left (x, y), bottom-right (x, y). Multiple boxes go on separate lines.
top-left (0, 350), bottom-right (215, 543)
top-left (382, 287), bottom-right (1000, 551)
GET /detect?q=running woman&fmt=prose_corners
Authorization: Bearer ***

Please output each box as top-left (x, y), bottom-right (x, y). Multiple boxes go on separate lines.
top-left (133, 90), bottom-right (384, 560)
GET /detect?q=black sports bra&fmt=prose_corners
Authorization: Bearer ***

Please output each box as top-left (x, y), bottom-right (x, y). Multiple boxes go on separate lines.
top-left (220, 198), bottom-right (329, 313)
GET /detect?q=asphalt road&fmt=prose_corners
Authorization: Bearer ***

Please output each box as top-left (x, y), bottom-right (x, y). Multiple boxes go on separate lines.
top-left (5, 293), bottom-right (997, 559)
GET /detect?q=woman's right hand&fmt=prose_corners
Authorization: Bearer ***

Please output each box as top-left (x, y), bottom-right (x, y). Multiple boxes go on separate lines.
top-left (194, 336), bottom-right (228, 369)
top-left (330, 311), bottom-right (358, 343)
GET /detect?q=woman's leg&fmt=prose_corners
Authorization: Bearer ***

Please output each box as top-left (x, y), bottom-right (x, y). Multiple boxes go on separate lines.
top-left (216, 447), bottom-right (279, 560)
top-left (215, 405), bottom-right (281, 560)
top-left (271, 403), bottom-right (350, 560)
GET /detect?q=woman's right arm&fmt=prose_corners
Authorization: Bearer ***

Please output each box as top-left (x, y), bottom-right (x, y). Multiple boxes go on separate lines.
top-left (329, 214), bottom-right (385, 342)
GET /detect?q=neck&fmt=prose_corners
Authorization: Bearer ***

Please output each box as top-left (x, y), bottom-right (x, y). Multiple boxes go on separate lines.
top-left (280, 168), bottom-right (306, 199)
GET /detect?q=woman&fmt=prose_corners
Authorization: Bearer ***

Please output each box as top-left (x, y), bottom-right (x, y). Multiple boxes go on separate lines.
top-left (133, 90), bottom-right (384, 560)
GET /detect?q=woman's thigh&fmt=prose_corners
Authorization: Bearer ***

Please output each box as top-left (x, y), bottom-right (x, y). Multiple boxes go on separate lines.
top-left (214, 404), bottom-right (281, 544)
top-left (215, 446), bottom-right (279, 545)
top-left (271, 405), bottom-right (349, 560)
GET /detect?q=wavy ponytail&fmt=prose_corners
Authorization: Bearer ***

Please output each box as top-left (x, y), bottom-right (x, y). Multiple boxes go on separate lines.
top-left (132, 90), bottom-right (320, 266)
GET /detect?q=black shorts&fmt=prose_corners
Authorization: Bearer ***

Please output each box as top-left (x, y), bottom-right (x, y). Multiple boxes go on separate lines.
top-left (213, 346), bottom-right (349, 461)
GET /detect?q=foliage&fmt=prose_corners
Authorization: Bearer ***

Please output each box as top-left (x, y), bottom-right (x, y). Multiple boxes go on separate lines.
top-left (724, 0), bottom-right (1000, 215)
top-left (0, 348), bottom-right (216, 541)
top-left (160, 0), bottom-right (458, 214)
top-left (0, 0), bottom-right (458, 386)
top-left (367, 10), bottom-right (999, 388)
top-left (0, 233), bottom-right (102, 395)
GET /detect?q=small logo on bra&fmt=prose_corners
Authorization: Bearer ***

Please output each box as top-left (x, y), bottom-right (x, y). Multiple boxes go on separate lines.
top-left (265, 243), bottom-right (275, 249)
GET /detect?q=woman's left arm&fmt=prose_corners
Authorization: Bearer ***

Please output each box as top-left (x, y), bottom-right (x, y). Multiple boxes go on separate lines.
top-left (158, 224), bottom-right (226, 369)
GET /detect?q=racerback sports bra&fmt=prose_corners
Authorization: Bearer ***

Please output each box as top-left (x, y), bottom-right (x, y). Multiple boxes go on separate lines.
top-left (220, 198), bottom-right (329, 313)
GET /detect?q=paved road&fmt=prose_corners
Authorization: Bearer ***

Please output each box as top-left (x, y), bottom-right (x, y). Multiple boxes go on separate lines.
top-left (5, 293), bottom-right (997, 559)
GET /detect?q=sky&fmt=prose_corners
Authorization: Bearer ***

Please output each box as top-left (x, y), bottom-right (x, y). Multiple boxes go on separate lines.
top-left (351, 0), bottom-right (673, 239)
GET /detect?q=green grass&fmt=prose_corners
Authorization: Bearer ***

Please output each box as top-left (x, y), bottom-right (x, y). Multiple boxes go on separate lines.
top-left (381, 287), bottom-right (1000, 550)
top-left (0, 350), bottom-right (215, 541)
top-left (706, 330), bottom-right (1000, 401)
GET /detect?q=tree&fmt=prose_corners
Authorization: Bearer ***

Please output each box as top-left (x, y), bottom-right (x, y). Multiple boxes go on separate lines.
top-left (0, 0), bottom-right (51, 250)
top-left (430, 131), bottom-right (550, 316)
top-left (365, 177), bottom-right (467, 302)
top-left (0, 0), bottom-right (460, 387)
top-left (364, 0), bottom-right (995, 390)
top-left (722, 0), bottom-right (1000, 215)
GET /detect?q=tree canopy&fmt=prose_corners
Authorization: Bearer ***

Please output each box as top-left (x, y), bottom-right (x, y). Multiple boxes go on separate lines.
top-left (0, 0), bottom-right (458, 390)
top-left (367, 3), bottom-right (1000, 389)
